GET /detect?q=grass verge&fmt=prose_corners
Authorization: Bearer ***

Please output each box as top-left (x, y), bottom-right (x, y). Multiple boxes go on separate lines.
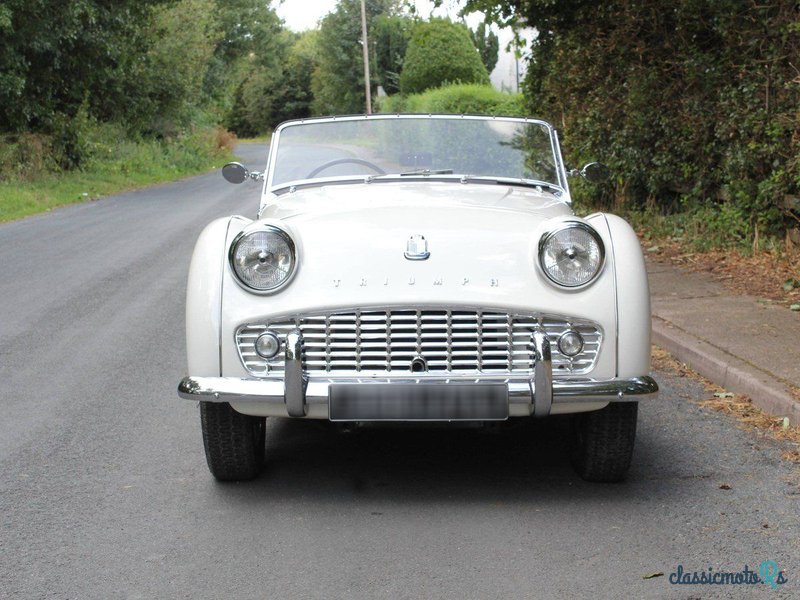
top-left (236, 135), bottom-right (271, 144)
top-left (652, 346), bottom-right (800, 463)
top-left (0, 126), bottom-right (236, 223)
top-left (638, 231), bottom-right (800, 310)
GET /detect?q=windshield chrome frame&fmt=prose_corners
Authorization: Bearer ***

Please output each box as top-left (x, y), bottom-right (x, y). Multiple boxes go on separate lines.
top-left (262, 114), bottom-right (572, 204)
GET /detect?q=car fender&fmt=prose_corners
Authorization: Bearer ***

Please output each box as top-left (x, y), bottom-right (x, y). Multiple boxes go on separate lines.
top-left (602, 213), bottom-right (651, 378)
top-left (185, 217), bottom-right (236, 376)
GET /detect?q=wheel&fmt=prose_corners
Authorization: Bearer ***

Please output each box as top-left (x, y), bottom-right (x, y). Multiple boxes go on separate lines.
top-left (200, 402), bottom-right (266, 481)
top-left (306, 158), bottom-right (386, 178)
top-left (571, 402), bottom-right (638, 483)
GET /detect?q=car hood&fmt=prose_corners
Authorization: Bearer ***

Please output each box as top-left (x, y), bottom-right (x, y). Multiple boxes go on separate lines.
top-left (261, 181), bottom-right (571, 224)
top-left (222, 181), bottom-right (617, 375)
top-left (259, 182), bottom-right (574, 295)
top-left (232, 180), bottom-right (596, 307)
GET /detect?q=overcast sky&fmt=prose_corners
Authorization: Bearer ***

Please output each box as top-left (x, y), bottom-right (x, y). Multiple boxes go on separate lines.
top-left (276, 1), bottom-right (466, 33)
top-left (273, 0), bottom-right (532, 91)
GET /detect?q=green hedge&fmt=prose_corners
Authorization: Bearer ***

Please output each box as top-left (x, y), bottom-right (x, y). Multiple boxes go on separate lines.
top-left (476, 0), bottom-right (800, 247)
top-left (378, 84), bottom-right (525, 117)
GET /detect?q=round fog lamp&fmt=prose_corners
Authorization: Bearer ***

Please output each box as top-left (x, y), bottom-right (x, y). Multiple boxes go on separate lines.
top-left (558, 331), bottom-right (584, 357)
top-left (255, 332), bottom-right (281, 359)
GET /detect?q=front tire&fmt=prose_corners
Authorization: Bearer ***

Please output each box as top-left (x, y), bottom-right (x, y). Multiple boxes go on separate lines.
top-left (200, 402), bottom-right (266, 481)
top-left (571, 402), bottom-right (638, 483)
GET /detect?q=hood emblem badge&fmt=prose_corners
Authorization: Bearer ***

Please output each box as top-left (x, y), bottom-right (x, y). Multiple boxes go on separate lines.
top-left (404, 234), bottom-right (430, 260)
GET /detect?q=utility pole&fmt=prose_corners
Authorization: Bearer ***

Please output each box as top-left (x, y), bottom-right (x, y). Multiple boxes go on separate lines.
top-left (360, 0), bottom-right (372, 114)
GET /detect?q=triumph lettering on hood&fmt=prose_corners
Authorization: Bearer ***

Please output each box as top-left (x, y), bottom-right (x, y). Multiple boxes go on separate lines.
top-left (331, 276), bottom-right (500, 288)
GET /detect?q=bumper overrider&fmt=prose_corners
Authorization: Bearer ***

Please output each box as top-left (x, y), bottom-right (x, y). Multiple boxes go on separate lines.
top-left (178, 329), bottom-right (658, 419)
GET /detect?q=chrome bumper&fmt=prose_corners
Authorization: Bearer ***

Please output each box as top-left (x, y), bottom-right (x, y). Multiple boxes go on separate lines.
top-left (179, 329), bottom-right (658, 418)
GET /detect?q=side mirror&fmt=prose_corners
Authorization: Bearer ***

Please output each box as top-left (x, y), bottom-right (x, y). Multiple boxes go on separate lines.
top-left (222, 162), bottom-right (249, 184)
top-left (222, 162), bottom-right (263, 184)
top-left (579, 162), bottom-right (609, 183)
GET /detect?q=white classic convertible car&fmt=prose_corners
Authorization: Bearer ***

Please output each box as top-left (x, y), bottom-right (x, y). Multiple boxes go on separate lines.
top-left (178, 114), bottom-right (657, 482)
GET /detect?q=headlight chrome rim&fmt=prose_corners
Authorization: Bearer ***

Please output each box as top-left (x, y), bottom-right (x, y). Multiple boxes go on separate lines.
top-left (538, 221), bottom-right (605, 288)
top-left (228, 224), bottom-right (297, 294)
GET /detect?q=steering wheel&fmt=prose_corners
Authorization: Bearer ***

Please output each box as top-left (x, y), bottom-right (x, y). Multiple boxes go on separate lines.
top-left (306, 158), bottom-right (386, 178)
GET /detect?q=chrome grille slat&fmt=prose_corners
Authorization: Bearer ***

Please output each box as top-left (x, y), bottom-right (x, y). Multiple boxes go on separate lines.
top-left (477, 312), bottom-right (484, 371)
top-left (236, 308), bottom-right (602, 377)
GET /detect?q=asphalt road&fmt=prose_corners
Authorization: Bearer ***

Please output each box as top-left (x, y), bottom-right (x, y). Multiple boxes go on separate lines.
top-left (1, 144), bottom-right (798, 599)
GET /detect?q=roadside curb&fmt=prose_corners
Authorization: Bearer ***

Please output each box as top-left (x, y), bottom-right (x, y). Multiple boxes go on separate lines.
top-left (652, 316), bottom-right (800, 426)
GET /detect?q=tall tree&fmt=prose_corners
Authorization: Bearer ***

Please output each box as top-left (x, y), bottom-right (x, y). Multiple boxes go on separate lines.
top-left (469, 22), bottom-right (499, 74)
top-left (270, 30), bottom-right (319, 125)
top-left (0, 0), bottom-right (166, 132)
top-left (373, 14), bottom-right (416, 95)
top-left (132, 0), bottom-right (220, 135)
top-left (203, 0), bottom-right (285, 114)
top-left (311, 0), bottom-right (398, 116)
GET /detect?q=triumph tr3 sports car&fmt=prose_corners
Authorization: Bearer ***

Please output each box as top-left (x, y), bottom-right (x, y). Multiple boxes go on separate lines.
top-left (177, 114), bottom-right (658, 482)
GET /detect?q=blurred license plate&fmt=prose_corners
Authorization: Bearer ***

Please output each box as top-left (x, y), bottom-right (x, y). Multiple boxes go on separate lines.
top-left (329, 384), bottom-right (508, 421)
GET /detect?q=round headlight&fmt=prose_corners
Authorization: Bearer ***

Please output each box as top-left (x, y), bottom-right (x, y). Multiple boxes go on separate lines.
top-left (229, 225), bottom-right (296, 292)
top-left (539, 222), bottom-right (604, 287)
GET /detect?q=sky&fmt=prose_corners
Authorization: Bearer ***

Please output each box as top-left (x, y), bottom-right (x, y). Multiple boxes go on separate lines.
top-left (276, 1), bottom-right (463, 33)
top-left (273, 0), bottom-right (531, 92)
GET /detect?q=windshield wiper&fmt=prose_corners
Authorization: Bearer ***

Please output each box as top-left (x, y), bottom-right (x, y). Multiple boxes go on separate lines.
top-left (364, 169), bottom-right (454, 183)
top-left (361, 170), bottom-right (562, 195)
top-left (399, 168), bottom-right (454, 176)
top-left (459, 174), bottom-right (563, 195)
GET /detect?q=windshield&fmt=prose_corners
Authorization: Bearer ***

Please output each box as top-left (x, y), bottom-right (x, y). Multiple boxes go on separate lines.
top-left (268, 116), bottom-right (562, 190)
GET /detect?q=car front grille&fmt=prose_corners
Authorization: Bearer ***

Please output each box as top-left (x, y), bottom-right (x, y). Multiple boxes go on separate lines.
top-left (236, 309), bottom-right (602, 378)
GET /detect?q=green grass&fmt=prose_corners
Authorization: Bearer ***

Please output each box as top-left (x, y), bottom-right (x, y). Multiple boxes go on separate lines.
top-left (236, 135), bottom-right (272, 144)
top-left (0, 127), bottom-right (235, 223)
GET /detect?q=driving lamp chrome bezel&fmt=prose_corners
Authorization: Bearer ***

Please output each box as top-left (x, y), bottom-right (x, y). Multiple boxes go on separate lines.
top-left (254, 331), bottom-right (282, 359)
top-left (228, 224), bottom-right (297, 294)
top-left (538, 221), bottom-right (605, 288)
top-left (557, 330), bottom-right (585, 357)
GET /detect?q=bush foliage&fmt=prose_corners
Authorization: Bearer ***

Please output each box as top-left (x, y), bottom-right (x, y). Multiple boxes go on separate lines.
top-left (226, 29), bottom-right (317, 137)
top-left (0, 0), bottom-right (273, 161)
top-left (399, 19), bottom-right (489, 95)
top-left (379, 84), bottom-right (524, 117)
top-left (0, 0), bottom-right (161, 133)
